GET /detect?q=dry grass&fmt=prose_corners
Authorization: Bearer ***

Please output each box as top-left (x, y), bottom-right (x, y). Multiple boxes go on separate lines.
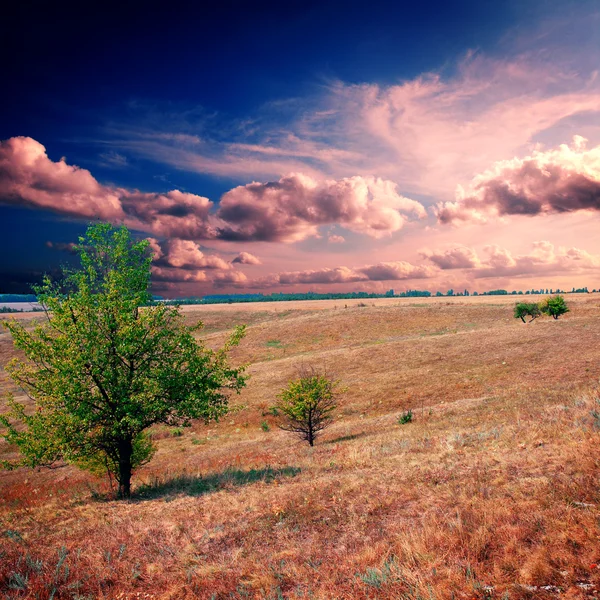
top-left (1, 294), bottom-right (600, 599)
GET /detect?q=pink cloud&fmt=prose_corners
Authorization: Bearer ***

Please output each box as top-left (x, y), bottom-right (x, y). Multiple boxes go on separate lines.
top-left (150, 266), bottom-right (209, 283)
top-left (0, 137), bottom-right (426, 245)
top-left (0, 137), bottom-right (125, 220)
top-left (122, 190), bottom-right (215, 239)
top-left (211, 270), bottom-right (250, 288)
top-left (436, 136), bottom-right (600, 224)
top-left (420, 245), bottom-right (481, 269)
top-left (106, 47), bottom-right (600, 201)
top-left (358, 261), bottom-right (435, 281)
top-left (231, 251), bottom-right (262, 265)
top-left (243, 259), bottom-right (437, 288)
top-left (420, 240), bottom-right (600, 280)
top-left (216, 173), bottom-right (426, 242)
top-left (328, 233), bottom-right (345, 244)
top-left (149, 238), bottom-right (231, 270)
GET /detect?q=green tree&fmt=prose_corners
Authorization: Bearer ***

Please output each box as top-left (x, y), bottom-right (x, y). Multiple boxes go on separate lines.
top-left (514, 302), bottom-right (542, 323)
top-left (274, 367), bottom-right (338, 446)
top-left (0, 223), bottom-right (246, 498)
top-left (540, 295), bottom-right (569, 320)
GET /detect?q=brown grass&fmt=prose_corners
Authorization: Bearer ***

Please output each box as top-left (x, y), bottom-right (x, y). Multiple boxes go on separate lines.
top-left (1, 294), bottom-right (600, 599)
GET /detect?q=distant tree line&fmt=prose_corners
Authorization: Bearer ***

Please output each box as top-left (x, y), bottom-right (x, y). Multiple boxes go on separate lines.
top-left (164, 289), bottom-right (433, 305)
top-left (1, 286), bottom-right (597, 307)
top-left (173, 287), bottom-right (595, 304)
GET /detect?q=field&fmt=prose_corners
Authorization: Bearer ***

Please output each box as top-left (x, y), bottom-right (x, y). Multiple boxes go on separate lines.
top-left (1, 295), bottom-right (600, 599)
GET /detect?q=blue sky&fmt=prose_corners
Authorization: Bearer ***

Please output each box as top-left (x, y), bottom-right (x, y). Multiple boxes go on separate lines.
top-left (1, 0), bottom-right (600, 295)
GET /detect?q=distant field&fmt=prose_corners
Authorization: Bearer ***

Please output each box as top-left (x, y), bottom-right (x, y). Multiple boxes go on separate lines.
top-left (1, 294), bottom-right (599, 598)
top-left (0, 302), bottom-right (41, 312)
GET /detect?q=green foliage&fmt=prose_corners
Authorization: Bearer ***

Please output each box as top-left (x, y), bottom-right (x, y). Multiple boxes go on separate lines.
top-left (513, 302), bottom-right (542, 323)
top-left (540, 295), bottom-right (569, 319)
top-left (265, 339), bottom-right (283, 348)
top-left (0, 223), bottom-right (247, 498)
top-left (398, 409), bottom-right (413, 424)
top-left (260, 420), bottom-right (270, 432)
top-left (274, 367), bottom-right (339, 446)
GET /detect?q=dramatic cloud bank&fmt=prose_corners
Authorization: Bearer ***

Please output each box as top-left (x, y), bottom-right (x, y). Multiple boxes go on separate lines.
top-left (423, 241), bottom-right (600, 279)
top-left (437, 137), bottom-right (600, 224)
top-left (0, 137), bottom-right (425, 243)
top-left (216, 173), bottom-right (426, 242)
top-left (254, 260), bottom-right (436, 287)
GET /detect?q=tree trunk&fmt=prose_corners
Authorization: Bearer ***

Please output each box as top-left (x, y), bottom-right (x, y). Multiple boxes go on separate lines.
top-left (117, 438), bottom-right (133, 499)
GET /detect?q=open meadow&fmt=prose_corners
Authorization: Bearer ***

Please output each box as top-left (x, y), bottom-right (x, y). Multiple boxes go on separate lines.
top-left (1, 294), bottom-right (600, 599)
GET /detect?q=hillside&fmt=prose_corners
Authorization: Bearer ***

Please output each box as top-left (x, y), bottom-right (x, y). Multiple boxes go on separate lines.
top-left (1, 295), bottom-right (599, 599)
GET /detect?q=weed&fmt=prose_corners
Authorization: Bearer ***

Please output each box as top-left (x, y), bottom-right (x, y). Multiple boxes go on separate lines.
top-left (261, 421), bottom-right (270, 432)
top-left (266, 339), bottom-right (284, 348)
top-left (399, 409), bottom-right (413, 424)
top-left (357, 556), bottom-right (400, 589)
top-left (591, 397), bottom-right (600, 429)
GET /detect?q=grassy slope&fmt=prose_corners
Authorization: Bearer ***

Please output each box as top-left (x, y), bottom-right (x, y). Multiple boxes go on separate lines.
top-left (1, 295), bottom-right (599, 599)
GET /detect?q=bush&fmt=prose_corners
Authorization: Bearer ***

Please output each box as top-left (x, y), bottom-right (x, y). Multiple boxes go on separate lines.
top-left (540, 295), bottom-right (569, 319)
top-left (398, 409), bottom-right (413, 424)
top-left (514, 302), bottom-right (541, 323)
top-left (274, 366), bottom-right (339, 446)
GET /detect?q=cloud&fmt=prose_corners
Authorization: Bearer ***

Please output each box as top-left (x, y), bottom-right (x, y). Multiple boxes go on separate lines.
top-left (436, 136), bottom-right (600, 224)
top-left (216, 173), bottom-right (426, 242)
top-left (0, 137), bottom-right (425, 244)
top-left (0, 136), bottom-right (217, 239)
top-left (421, 245), bottom-right (481, 269)
top-left (358, 261), bottom-right (435, 281)
top-left (150, 266), bottom-right (208, 283)
top-left (45, 240), bottom-right (77, 253)
top-left (98, 151), bottom-right (128, 168)
top-left (422, 240), bottom-right (600, 279)
top-left (211, 270), bottom-right (250, 288)
top-left (231, 251), bottom-right (262, 265)
top-left (277, 266), bottom-right (365, 285)
top-left (121, 190), bottom-right (216, 239)
top-left (328, 233), bottom-right (345, 244)
top-left (249, 260), bottom-right (437, 287)
top-left (0, 137), bottom-right (125, 220)
top-left (149, 238), bottom-right (231, 270)
top-left (103, 38), bottom-right (600, 199)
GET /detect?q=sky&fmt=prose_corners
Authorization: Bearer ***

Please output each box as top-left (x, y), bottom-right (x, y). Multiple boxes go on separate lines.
top-left (1, 0), bottom-right (600, 297)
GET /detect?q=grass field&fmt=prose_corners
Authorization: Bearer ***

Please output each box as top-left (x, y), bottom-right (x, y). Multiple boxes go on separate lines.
top-left (1, 295), bottom-right (600, 599)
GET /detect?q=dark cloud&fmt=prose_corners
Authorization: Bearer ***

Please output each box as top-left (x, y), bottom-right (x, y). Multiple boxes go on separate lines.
top-left (45, 241), bottom-right (77, 254)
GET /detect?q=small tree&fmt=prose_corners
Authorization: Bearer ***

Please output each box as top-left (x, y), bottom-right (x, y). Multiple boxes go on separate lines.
top-left (514, 302), bottom-right (542, 323)
top-left (540, 295), bottom-right (569, 320)
top-left (0, 223), bottom-right (246, 498)
top-left (274, 367), bottom-right (338, 446)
